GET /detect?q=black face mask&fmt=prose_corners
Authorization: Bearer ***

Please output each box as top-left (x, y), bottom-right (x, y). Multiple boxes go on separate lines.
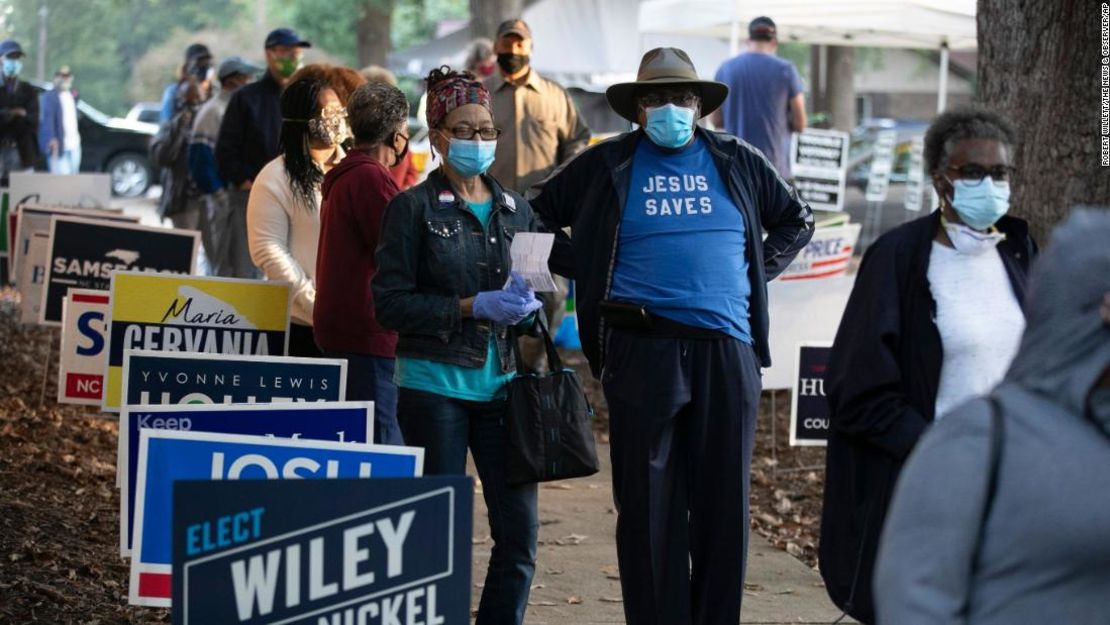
top-left (497, 53), bottom-right (529, 75)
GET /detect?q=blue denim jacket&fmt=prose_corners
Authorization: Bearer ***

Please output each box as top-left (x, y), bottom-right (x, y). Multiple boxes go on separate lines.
top-left (373, 168), bottom-right (544, 373)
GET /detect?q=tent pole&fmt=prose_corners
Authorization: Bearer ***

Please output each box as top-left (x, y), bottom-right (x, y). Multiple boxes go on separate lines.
top-left (937, 41), bottom-right (950, 113)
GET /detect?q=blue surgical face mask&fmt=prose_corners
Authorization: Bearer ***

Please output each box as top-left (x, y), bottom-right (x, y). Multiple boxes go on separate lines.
top-left (644, 104), bottom-right (695, 149)
top-left (446, 138), bottom-right (496, 178)
top-left (2, 58), bottom-right (21, 78)
top-left (947, 177), bottom-right (1010, 231)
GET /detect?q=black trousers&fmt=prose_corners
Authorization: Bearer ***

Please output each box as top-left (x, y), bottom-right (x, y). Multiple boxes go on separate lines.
top-left (602, 328), bottom-right (762, 625)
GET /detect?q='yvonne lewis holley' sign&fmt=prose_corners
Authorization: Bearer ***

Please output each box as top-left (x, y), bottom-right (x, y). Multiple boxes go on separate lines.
top-left (789, 342), bottom-right (833, 446)
top-left (172, 477), bottom-right (473, 625)
top-left (120, 349), bottom-right (347, 407)
top-left (40, 216), bottom-right (199, 325)
top-left (129, 430), bottom-right (423, 607)
top-left (103, 272), bottom-right (291, 411)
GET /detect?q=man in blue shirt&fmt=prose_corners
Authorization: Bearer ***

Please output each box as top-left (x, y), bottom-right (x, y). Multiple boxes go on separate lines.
top-left (532, 47), bottom-right (813, 625)
top-left (711, 16), bottom-right (807, 178)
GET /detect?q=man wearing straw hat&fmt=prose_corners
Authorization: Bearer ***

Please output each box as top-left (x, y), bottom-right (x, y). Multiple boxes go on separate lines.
top-left (532, 47), bottom-right (814, 624)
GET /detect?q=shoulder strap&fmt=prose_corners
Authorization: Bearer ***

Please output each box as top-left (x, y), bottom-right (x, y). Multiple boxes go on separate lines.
top-left (972, 396), bottom-right (1005, 570)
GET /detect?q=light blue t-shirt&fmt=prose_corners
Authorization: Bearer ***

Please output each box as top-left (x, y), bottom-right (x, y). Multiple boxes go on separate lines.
top-left (714, 52), bottom-right (804, 177)
top-left (395, 199), bottom-right (514, 401)
top-left (609, 137), bottom-right (753, 343)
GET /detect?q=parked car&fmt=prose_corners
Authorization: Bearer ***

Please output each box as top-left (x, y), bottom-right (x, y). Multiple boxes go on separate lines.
top-left (846, 118), bottom-right (930, 190)
top-left (125, 102), bottom-right (162, 125)
top-left (33, 82), bottom-right (158, 197)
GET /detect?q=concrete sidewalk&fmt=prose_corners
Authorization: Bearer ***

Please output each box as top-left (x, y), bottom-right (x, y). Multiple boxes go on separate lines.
top-left (471, 443), bottom-right (850, 624)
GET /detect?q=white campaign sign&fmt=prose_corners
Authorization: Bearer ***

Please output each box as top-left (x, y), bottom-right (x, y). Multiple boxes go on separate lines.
top-left (790, 129), bottom-right (850, 212)
top-left (779, 224), bottom-right (861, 281)
top-left (11, 204), bottom-right (136, 289)
top-left (865, 130), bottom-right (898, 203)
top-left (58, 289), bottom-right (110, 405)
top-left (904, 136), bottom-right (926, 212)
top-left (8, 172), bottom-right (111, 210)
top-left (19, 233), bottom-right (49, 324)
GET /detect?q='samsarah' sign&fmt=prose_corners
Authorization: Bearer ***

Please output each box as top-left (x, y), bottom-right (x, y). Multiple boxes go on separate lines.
top-left (102, 272), bottom-right (291, 411)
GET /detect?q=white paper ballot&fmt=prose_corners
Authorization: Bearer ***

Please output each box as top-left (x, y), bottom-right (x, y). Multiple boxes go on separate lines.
top-left (509, 232), bottom-right (557, 292)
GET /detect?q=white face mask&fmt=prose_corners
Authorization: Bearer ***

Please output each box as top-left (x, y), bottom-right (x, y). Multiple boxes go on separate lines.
top-left (943, 215), bottom-right (1006, 256)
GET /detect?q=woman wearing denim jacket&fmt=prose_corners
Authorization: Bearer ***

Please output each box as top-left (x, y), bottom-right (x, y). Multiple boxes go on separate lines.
top-left (372, 66), bottom-right (545, 625)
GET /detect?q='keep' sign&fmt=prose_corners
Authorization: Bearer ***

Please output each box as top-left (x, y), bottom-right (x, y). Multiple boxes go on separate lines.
top-left (129, 430), bottom-right (423, 607)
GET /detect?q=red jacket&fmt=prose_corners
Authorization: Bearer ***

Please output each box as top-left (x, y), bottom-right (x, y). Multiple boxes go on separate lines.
top-left (313, 151), bottom-right (399, 357)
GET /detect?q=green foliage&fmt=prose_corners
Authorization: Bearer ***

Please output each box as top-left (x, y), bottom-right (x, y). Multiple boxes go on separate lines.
top-left (0, 0), bottom-right (248, 116)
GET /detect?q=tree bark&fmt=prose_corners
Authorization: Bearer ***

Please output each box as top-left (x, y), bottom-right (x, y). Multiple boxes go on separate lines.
top-left (356, 0), bottom-right (393, 68)
top-left (469, 0), bottom-right (525, 40)
top-left (826, 46), bottom-right (856, 132)
top-left (977, 0), bottom-right (1108, 243)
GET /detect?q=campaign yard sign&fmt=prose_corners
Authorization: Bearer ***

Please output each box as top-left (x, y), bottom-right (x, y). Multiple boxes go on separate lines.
top-left (8, 171), bottom-right (112, 211)
top-left (172, 477), bottom-right (473, 625)
top-left (119, 402), bottom-right (374, 557)
top-left (779, 224), bottom-right (862, 281)
top-left (103, 272), bottom-right (292, 411)
top-left (18, 232), bottom-right (49, 324)
top-left (11, 204), bottom-right (136, 288)
top-left (40, 216), bottom-right (199, 325)
top-left (789, 342), bottom-right (833, 446)
top-left (121, 350), bottom-right (346, 408)
top-left (57, 289), bottom-right (110, 405)
top-left (129, 430), bottom-right (423, 607)
top-left (903, 136), bottom-right (927, 212)
top-left (864, 130), bottom-right (898, 203)
top-left (790, 129), bottom-right (850, 213)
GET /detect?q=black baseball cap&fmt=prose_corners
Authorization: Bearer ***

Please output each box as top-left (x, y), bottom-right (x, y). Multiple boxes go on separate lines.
top-left (749, 16), bottom-right (777, 41)
top-left (496, 19), bottom-right (532, 41)
top-left (185, 43), bottom-right (212, 62)
top-left (265, 28), bottom-right (312, 49)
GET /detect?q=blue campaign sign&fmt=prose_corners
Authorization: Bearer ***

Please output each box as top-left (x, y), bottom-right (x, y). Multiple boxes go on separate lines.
top-left (129, 430), bottom-right (423, 607)
top-left (172, 478), bottom-right (473, 625)
top-left (121, 349), bottom-right (347, 407)
top-left (119, 402), bottom-right (375, 557)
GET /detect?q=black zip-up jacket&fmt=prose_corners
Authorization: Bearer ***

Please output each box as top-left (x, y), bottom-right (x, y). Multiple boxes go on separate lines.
top-left (818, 210), bottom-right (1036, 624)
top-left (530, 127), bottom-right (815, 376)
top-left (373, 168), bottom-right (543, 373)
top-left (0, 78), bottom-right (40, 169)
top-left (216, 72), bottom-right (282, 187)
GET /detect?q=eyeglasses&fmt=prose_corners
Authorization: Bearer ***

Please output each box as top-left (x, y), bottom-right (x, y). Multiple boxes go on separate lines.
top-left (440, 125), bottom-right (502, 141)
top-left (638, 90), bottom-right (701, 109)
top-left (946, 164), bottom-right (1014, 185)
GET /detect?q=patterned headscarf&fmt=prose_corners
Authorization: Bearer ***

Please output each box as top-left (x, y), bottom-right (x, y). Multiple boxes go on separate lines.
top-left (425, 66), bottom-right (492, 130)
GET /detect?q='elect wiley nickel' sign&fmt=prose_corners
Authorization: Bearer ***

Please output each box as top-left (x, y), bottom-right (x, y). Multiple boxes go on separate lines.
top-left (40, 216), bottom-right (199, 325)
top-left (173, 477), bottom-right (473, 625)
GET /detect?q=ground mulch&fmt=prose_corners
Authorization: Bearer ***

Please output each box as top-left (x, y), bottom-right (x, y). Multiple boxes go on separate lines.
top-left (0, 297), bottom-right (823, 622)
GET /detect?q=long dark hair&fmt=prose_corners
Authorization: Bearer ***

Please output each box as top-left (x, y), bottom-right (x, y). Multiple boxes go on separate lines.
top-left (279, 74), bottom-right (326, 211)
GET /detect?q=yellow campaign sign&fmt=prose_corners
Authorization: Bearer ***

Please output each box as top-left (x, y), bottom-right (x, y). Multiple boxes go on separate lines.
top-left (102, 272), bottom-right (291, 411)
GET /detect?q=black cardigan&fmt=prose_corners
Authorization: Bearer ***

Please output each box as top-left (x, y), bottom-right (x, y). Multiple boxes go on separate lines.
top-left (818, 210), bottom-right (1036, 624)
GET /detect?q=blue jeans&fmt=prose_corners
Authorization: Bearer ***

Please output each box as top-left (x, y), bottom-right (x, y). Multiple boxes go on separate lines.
top-left (398, 387), bottom-right (538, 625)
top-left (326, 351), bottom-right (402, 445)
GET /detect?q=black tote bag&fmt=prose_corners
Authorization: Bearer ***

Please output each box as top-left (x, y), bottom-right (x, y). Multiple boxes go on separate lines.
top-left (505, 319), bottom-right (599, 486)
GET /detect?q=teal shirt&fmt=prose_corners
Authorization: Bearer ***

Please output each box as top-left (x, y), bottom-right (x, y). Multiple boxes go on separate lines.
top-left (395, 199), bottom-right (514, 401)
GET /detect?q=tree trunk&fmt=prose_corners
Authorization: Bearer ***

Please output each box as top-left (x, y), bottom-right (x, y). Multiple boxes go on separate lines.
top-left (469, 0), bottom-right (525, 40)
top-left (356, 0), bottom-right (393, 68)
top-left (826, 46), bottom-right (856, 132)
top-left (977, 0), bottom-right (1108, 243)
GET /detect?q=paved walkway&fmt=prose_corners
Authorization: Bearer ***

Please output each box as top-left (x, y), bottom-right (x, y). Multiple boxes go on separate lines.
top-left (470, 443), bottom-right (850, 624)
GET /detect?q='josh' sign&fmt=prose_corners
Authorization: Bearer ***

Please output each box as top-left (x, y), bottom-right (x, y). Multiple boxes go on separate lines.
top-left (40, 216), bottom-right (199, 325)
top-left (172, 477), bottom-right (473, 625)
top-left (129, 430), bottom-right (423, 607)
top-left (789, 342), bottom-right (832, 446)
top-left (103, 272), bottom-right (291, 411)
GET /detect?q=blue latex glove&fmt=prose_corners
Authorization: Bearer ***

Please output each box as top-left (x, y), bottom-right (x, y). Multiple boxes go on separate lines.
top-left (473, 275), bottom-right (543, 325)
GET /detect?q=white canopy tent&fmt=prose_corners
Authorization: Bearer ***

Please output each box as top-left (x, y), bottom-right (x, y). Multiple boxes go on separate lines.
top-left (638, 0), bottom-right (977, 111)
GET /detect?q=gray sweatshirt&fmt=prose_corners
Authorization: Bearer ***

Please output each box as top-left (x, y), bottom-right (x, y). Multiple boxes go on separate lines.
top-left (874, 208), bottom-right (1110, 625)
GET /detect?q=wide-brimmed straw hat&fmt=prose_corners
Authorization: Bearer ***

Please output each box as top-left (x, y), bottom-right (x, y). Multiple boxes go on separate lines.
top-left (606, 47), bottom-right (728, 123)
